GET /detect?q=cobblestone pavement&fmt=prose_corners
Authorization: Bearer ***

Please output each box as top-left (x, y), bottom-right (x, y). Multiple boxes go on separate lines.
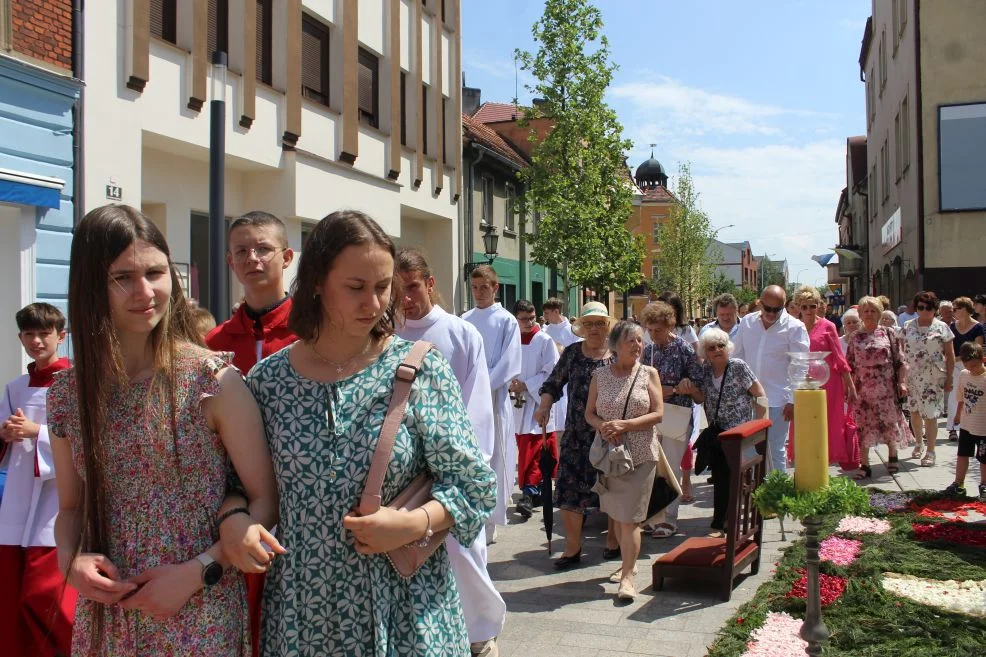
top-left (486, 422), bottom-right (962, 657)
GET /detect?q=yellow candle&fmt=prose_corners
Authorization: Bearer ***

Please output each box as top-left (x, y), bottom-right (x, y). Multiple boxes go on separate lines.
top-left (793, 388), bottom-right (829, 492)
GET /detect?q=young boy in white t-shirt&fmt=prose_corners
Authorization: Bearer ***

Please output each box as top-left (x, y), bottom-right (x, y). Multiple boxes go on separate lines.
top-left (945, 342), bottom-right (986, 501)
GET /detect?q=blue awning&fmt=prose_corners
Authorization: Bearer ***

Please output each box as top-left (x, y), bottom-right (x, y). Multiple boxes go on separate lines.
top-left (0, 178), bottom-right (60, 209)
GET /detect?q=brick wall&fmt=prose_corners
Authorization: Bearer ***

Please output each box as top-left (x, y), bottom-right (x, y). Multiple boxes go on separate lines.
top-left (10, 0), bottom-right (73, 70)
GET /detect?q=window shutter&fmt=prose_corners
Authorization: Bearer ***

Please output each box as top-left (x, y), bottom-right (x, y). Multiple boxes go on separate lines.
top-left (357, 49), bottom-right (378, 127)
top-left (256, 0), bottom-right (272, 85)
top-left (208, 0), bottom-right (218, 56)
top-left (150, 0), bottom-right (164, 38)
top-left (301, 19), bottom-right (324, 103)
top-left (151, 0), bottom-right (176, 43)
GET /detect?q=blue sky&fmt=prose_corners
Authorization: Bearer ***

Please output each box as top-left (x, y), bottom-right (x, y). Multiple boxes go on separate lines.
top-left (461, 0), bottom-right (871, 288)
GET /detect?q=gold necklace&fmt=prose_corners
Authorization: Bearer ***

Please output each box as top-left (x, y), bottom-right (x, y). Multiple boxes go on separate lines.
top-left (309, 338), bottom-right (372, 375)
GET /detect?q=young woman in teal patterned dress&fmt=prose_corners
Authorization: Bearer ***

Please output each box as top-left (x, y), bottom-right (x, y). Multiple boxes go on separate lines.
top-left (234, 210), bottom-right (496, 657)
top-left (47, 205), bottom-right (280, 656)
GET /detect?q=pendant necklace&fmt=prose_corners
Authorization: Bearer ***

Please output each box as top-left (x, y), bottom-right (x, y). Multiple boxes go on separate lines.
top-left (310, 338), bottom-right (372, 375)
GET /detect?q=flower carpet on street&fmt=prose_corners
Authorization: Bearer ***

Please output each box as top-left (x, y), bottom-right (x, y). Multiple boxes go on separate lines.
top-left (738, 612), bottom-right (807, 657)
top-left (707, 490), bottom-right (986, 657)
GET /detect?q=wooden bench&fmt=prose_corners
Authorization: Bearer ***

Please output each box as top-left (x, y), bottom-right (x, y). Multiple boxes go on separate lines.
top-left (652, 418), bottom-right (770, 601)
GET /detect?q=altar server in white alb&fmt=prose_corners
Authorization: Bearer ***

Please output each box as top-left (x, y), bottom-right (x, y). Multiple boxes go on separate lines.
top-left (542, 297), bottom-right (581, 431)
top-left (463, 265), bottom-right (523, 536)
top-left (0, 303), bottom-right (76, 657)
top-left (396, 250), bottom-right (506, 657)
top-left (510, 300), bottom-right (561, 518)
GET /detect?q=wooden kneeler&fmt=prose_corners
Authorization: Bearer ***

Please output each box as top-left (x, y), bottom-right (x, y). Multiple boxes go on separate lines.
top-left (652, 418), bottom-right (770, 601)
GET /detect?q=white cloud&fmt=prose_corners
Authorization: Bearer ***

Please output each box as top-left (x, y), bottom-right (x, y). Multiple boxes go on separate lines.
top-left (610, 76), bottom-right (829, 137)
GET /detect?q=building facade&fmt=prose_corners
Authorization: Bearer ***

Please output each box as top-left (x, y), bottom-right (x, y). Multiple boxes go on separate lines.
top-left (860, 0), bottom-right (986, 304)
top-left (622, 152), bottom-right (674, 318)
top-left (85, 0), bottom-right (463, 316)
top-left (463, 93), bottom-right (573, 315)
top-left (0, 0), bottom-right (82, 382)
top-left (835, 135), bottom-right (869, 304)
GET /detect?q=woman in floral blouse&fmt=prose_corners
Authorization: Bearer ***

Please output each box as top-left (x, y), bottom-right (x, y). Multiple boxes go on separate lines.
top-left (901, 290), bottom-right (955, 467)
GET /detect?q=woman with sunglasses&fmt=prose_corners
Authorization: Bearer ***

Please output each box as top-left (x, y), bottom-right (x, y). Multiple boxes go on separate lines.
top-left (900, 291), bottom-right (955, 466)
top-left (792, 286), bottom-right (858, 471)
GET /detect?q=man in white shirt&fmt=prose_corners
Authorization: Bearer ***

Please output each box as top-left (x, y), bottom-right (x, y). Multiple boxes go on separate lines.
top-left (462, 265), bottom-right (523, 539)
top-left (542, 297), bottom-right (581, 431)
top-left (733, 285), bottom-right (810, 472)
top-left (509, 300), bottom-right (560, 518)
top-left (395, 250), bottom-right (505, 657)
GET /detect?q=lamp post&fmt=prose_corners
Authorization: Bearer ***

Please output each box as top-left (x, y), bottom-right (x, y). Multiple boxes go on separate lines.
top-left (463, 224), bottom-right (500, 276)
top-left (209, 50), bottom-right (229, 322)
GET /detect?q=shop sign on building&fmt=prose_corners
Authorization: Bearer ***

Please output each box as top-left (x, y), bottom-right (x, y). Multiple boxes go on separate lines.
top-left (881, 208), bottom-right (901, 253)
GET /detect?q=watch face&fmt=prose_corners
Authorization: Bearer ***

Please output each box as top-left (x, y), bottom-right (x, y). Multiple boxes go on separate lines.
top-left (203, 562), bottom-right (224, 586)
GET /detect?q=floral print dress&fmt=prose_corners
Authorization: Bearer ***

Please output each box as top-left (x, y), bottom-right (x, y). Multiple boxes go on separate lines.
top-left (46, 348), bottom-right (249, 657)
top-left (246, 338), bottom-right (495, 657)
top-left (540, 342), bottom-right (613, 514)
top-left (847, 328), bottom-right (911, 449)
top-left (901, 318), bottom-right (953, 418)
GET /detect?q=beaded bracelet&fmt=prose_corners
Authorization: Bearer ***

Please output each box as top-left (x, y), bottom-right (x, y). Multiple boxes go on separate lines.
top-left (412, 507), bottom-right (434, 548)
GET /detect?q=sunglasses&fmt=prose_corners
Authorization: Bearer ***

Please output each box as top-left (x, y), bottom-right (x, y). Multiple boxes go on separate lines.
top-left (800, 304), bottom-right (818, 311)
top-left (916, 304), bottom-right (934, 311)
top-left (761, 303), bottom-right (784, 314)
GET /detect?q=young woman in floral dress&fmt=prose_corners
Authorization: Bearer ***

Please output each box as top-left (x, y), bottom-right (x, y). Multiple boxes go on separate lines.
top-left (47, 205), bottom-right (280, 656)
top-left (846, 296), bottom-right (910, 479)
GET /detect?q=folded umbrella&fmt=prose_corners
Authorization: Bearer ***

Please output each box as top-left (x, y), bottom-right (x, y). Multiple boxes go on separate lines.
top-left (538, 426), bottom-right (557, 555)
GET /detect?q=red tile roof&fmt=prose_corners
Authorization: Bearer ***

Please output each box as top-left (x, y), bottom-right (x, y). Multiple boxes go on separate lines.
top-left (462, 113), bottom-right (528, 168)
top-left (472, 101), bottom-right (523, 123)
top-left (639, 185), bottom-right (675, 203)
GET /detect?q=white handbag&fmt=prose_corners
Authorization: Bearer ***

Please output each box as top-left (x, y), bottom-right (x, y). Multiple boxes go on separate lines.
top-left (656, 403), bottom-right (693, 442)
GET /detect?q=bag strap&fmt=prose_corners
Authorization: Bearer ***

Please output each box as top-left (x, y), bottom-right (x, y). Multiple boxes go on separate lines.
top-left (621, 364), bottom-right (643, 420)
top-left (358, 340), bottom-right (432, 514)
top-left (711, 361), bottom-right (730, 424)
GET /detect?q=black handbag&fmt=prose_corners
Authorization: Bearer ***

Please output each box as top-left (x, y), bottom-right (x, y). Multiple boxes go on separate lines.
top-left (692, 362), bottom-right (730, 475)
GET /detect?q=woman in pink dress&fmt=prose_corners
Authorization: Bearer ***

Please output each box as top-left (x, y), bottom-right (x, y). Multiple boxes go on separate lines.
top-left (794, 287), bottom-right (858, 469)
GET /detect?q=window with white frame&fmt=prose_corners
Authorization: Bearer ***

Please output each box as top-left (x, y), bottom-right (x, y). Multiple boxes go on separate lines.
top-left (939, 103), bottom-right (986, 211)
top-left (481, 176), bottom-right (494, 226)
top-left (505, 183), bottom-right (516, 232)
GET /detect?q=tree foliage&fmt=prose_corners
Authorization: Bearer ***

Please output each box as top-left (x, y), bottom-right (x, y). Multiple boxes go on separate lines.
top-left (515, 0), bottom-right (644, 294)
top-left (652, 163), bottom-right (720, 316)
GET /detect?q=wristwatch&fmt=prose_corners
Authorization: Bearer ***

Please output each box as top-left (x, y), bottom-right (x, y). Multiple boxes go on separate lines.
top-left (195, 552), bottom-right (224, 587)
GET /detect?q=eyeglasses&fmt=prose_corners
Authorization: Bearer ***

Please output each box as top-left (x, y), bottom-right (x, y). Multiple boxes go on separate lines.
top-left (800, 304), bottom-right (818, 311)
top-left (761, 303), bottom-right (784, 314)
top-left (916, 304), bottom-right (934, 311)
top-left (230, 246), bottom-right (285, 263)
top-left (706, 343), bottom-right (727, 351)
top-left (581, 320), bottom-right (609, 329)
top-left (517, 315), bottom-right (537, 324)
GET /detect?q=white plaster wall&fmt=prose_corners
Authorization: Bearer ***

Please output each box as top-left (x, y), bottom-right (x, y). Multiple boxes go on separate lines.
top-left (354, 127), bottom-right (388, 178)
top-left (294, 156), bottom-right (401, 236)
top-left (421, 14), bottom-right (432, 85)
top-left (302, 0), bottom-right (337, 25)
top-left (0, 205), bottom-right (32, 383)
top-left (396, 215), bottom-right (455, 313)
top-left (399, 0), bottom-right (412, 70)
top-left (297, 105), bottom-right (341, 161)
top-left (358, 0), bottom-right (386, 54)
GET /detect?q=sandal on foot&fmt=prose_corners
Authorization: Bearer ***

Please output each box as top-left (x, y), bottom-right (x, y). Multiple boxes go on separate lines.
top-left (609, 566), bottom-right (638, 583)
top-left (911, 446), bottom-right (923, 459)
top-left (853, 465), bottom-right (872, 480)
top-left (651, 523), bottom-right (676, 538)
top-left (921, 451), bottom-right (936, 467)
top-left (887, 456), bottom-right (900, 475)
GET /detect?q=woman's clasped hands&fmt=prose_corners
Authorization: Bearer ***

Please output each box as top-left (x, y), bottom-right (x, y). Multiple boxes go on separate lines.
top-left (600, 419), bottom-right (629, 444)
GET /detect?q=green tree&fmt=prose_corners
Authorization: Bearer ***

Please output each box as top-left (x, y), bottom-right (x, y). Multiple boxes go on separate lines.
top-left (652, 163), bottom-right (720, 316)
top-left (515, 0), bottom-right (644, 296)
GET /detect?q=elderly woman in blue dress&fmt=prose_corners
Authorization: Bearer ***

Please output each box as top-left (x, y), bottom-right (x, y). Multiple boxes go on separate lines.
top-left (231, 210), bottom-right (495, 657)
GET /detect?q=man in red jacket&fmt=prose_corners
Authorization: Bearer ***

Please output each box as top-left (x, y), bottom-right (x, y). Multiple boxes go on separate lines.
top-left (206, 211), bottom-right (296, 657)
top-left (206, 211), bottom-right (297, 373)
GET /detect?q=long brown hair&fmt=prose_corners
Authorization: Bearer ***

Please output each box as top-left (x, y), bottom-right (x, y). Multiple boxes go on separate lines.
top-left (66, 205), bottom-right (199, 633)
top-left (289, 209), bottom-right (402, 341)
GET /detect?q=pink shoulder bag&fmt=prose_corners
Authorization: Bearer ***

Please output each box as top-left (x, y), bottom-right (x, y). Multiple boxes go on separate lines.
top-left (356, 340), bottom-right (450, 579)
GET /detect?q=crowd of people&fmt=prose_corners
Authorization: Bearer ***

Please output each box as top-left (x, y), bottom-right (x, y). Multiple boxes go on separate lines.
top-left (1, 202), bottom-right (985, 656)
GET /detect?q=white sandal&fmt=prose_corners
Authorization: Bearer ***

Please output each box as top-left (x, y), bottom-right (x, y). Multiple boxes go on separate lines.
top-left (609, 566), bottom-right (638, 583)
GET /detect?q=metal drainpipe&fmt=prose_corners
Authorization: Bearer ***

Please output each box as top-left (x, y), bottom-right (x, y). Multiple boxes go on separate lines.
top-left (72, 0), bottom-right (84, 224)
top-left (465, 147), bottom-right (485, 311)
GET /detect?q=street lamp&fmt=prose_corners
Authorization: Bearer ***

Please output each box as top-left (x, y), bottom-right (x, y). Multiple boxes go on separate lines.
top-left (463, 223), bottom-right (499, 275)
top-left (208, 50), bottom-right (229, 322)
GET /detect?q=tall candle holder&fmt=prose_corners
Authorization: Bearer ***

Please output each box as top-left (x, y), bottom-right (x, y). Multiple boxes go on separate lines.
top-left (788, 350), bottom-right (831, 657)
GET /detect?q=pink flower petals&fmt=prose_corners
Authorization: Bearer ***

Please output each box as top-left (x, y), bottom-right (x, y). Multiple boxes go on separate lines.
top-left (819, 536), bottom-right (863, 566)
top-left (740, 611), bottom-right (808, 657)
top-left (836, 515), bottom-right (891, 535)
